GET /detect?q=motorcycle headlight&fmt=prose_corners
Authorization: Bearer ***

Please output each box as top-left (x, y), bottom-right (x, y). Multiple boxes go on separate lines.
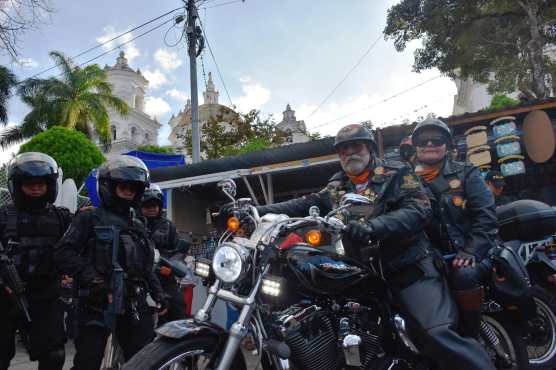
top-left (212, 243), bottom-right (249, 283)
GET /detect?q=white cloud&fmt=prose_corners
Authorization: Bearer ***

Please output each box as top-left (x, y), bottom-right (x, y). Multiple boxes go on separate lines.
top-left (96, 26), bottom-right (140, 64)
top-left (154, 49), bottom-right (182, 71)
top-left (17, 58), bottom-right (39, 68)
top-left (143, 69), bottom-right (168, 89)
top-left (297, 72), bottom-right (457, 137)
top-left (234, 76), bottom-right (271, 113)
top-left (165, 88), bottom-right (189, 103)
top-left (145, 96), bottom-right (171, 118)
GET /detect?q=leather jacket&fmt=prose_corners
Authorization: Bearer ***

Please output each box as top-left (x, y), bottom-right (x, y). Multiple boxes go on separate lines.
top-left (419, 159), bottom-right (497, 260)
top-left (257, 159), bottom-right (433, 272)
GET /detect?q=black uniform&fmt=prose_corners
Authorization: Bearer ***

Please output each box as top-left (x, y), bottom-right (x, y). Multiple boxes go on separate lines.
top-left (0, 204), bottom-right (71, 370)
top-left (145, 216), bottom-right (188, 324)
top-left (54, 206), bottom-right (164, 370)
top-left (256, 159), bottom-right (495, 370)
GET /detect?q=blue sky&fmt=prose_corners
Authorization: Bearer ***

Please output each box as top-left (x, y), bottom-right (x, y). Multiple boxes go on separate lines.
top-left (0, 0), bottom-right (457, 162)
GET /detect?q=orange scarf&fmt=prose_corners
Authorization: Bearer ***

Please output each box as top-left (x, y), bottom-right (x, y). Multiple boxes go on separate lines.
top-left (415, 167), bottom-right (440, 183)
top-left (347, 169), bottom-right (371, 185)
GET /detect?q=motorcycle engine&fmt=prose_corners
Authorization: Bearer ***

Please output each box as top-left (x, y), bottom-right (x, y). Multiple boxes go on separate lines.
top-left (276, 304), bottom-right (385, 370)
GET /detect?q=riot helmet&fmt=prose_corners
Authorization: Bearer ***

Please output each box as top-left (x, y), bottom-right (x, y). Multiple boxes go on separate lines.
top-left (8, 152), bottom-right (59, 208)
top-left (411, 118), bottom-right (453, 146)
top-left (334, 124), bottom-right (377, 152)
top-left (97, 155), bottom-right (149, 210)
top-left (140, 183), bottom-right (164, 217)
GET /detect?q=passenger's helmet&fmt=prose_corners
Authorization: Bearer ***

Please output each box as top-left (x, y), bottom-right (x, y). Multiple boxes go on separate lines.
top-left (411, 118), bottom-right (453, 145)
top-left (97, 155), bottom-right (149, 209)
top-left (8, 152), bottom-right (59, 208)
top-left (334, 124), bottom-right (377, 152)
top-left (140, 183), bottom-right (163, 209)
top-left (399, 136), bottom-right (416, 161)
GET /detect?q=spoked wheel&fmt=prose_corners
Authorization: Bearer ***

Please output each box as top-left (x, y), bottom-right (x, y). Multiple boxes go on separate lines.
top-left (524, 286), bottom-right (556, 369)
top-left (122, 336), bottom-right (246, 370)
top-left (480, 314), bottom-right (530, 370)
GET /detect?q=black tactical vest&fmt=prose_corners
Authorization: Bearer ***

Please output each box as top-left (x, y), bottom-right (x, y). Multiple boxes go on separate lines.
top-left (86, 208), bottom-right (154, 281)
top-left (148, 218), bottom-right (172, 251)
top-left (3, 205), bottom-right (66, 281)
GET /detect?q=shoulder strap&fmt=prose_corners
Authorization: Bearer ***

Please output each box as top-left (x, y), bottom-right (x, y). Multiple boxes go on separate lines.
top-left (5, 205), bottom-right (18, 240)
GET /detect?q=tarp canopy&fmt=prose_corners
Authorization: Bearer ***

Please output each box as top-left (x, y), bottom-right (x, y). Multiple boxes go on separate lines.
top-left (85, 151), bottom-right (186, 207)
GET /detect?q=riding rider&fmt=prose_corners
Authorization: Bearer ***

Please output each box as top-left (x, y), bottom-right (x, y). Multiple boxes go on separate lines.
top-left (0, 152), bottom-right (71, 370)
top-left (249, 123), bottom-right (496, 370)
top-left (54, 156), bottom-right (166, 370)
top-left (140, 184), bottom-right (189, 324)
top-left (412, 118), bottom-right (498, 339)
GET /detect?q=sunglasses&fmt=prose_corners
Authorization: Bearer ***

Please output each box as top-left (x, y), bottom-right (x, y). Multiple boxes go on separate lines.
top-left (414, 136), bottom-right (447, 148)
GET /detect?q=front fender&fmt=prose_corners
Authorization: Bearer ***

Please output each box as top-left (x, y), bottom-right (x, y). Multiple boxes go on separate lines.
top-left (156, 319), bottom-right (226, 340)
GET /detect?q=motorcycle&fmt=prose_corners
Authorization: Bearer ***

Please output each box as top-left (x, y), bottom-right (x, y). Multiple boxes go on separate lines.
top-left (124, 180), bottom-right (529, 370)
top-left (497, 200), bottom-right (556, 369)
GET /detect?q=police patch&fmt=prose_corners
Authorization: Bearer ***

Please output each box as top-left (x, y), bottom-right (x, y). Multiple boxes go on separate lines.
top-left (449, 179), bottom-right (462, 189)
top-left (401, 174), bottom-right (420, 189)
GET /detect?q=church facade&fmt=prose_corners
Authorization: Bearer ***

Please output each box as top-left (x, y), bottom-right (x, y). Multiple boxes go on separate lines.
top-left (103, 51), bottom-right (160, 158)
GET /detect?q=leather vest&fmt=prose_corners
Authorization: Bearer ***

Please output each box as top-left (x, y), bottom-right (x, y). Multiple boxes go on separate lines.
top-left (4, 205), bottom-right (65, 280)
top-left (149, 218), bottom-right (171, 251)
top-left (86, 208), bottom-right (154, 281)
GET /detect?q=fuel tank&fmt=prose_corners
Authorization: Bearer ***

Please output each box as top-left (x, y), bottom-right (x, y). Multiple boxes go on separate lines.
top-left (284, 245), bottom-right (380, 296)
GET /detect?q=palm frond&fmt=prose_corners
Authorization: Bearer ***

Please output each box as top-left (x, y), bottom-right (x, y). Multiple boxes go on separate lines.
top-left (0, 66), bottom-right (17, 125)
top-left (48, 51), bottom-right (75, 86)
top-left (0, 126), bottom-right (26, 149)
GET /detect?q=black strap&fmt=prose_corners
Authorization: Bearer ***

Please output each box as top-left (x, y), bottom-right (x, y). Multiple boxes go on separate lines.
top-left (5, 205), bottom-right (18, 240)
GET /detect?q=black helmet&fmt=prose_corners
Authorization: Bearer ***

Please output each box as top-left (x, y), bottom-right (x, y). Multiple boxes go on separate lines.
top-left (140, 183), bottom-right (163, 208)
top-left (334, 124), bottom-right (377, 152)
top-left (8, 152), bottom-right (59, 208)
top-left (97, 155), bottom-right (149, 210)
top-left (411, 118), bottom-right (453, 143)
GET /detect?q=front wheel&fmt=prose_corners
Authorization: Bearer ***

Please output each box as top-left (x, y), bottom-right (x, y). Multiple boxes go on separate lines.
top-left (122, 335), bottom-right (246, 370)
top-left (524, 285), bottom-right (556, 369)
top-left (480, 314), bottom-right (530, 370)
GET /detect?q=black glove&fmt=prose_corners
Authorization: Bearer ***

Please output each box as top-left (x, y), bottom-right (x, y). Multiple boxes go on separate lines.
top-left (344, 220), bottom-right (374, 244)
top-left (155, 295), bottom-right (168, 315)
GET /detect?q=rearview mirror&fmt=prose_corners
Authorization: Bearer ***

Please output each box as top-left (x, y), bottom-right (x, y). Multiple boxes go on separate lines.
top-left (217, 179), bottom-right (237, 200)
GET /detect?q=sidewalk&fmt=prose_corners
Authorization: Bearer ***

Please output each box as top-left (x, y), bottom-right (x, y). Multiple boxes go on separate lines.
top-left (10, 341), bottom-right (75, 370)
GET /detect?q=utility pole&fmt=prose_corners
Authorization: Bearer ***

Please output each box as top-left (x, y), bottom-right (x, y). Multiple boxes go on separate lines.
top-left (185, 0), bottom-right (204, 163)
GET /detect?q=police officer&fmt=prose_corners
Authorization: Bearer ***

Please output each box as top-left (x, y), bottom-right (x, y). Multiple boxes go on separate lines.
top-left (412, 118), bottom-right (497, 339)
top-left (485, 170), bottom-right (516, 207)
top-left (0, 152), bottom-right (71, 370)
top-left (54, 156), bottom-right (165, 370)
top-left (252, 124), bottom-right (495, 370)
top-left (140, 184), bottom-right (188, 324)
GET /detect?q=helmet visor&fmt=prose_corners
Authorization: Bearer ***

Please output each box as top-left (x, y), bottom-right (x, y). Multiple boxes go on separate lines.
top-left (10, 152), bottom-right (58, 178)
top-left (104, 155), bottom-right (149, 183)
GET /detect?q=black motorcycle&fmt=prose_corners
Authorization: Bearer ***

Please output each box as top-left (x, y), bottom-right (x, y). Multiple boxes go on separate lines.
top-left (124, 180), bottom-right (529, 370)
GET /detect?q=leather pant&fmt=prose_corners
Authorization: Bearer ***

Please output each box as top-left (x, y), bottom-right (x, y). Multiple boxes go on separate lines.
top-left (392, 256), bottom-right (495, 370)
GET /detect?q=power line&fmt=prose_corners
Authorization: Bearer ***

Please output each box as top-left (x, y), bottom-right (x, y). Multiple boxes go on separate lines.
top-left (200, 0), bottom-right (245, 9)
top-left (20, 6), bottom-right (185, 81)
top-left (197, 13), bottom-right (234, 107)
top-left (305, 33), bottom-right (382, 120)
top-left (310, 75), bottom-right (443, 130)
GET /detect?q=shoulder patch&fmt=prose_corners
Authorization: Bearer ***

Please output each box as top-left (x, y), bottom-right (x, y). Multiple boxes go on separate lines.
top-left (401, 174), bottom-right (421, 189)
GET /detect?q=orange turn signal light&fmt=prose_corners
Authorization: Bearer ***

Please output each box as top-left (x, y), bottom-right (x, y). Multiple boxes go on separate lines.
top-left (305, 230), bottom-right (322, 246)
top-left (227, 216), bottom-right (240, 232)
top-left (159, 266), bottom-right (172, 276)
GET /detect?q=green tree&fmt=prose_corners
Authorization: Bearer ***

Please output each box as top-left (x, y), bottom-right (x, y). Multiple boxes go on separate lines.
top-left (182, 109), bottom-right (288, 159)
top-left (19, 126), bottom-right (105, 186)
top-left (487, 95), bottom-right (521, 112)
top-left (384, 0), bottom-right (556, 99)
top-left (136, 145), bottom-right (176, 154)
top-left (0, 66), bottom-right (17, 125)
top-left (1, 51), bottom-right (129, 148)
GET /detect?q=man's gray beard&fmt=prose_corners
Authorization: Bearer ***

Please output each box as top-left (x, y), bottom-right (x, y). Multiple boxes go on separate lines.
top-left (342, 154), bottom-right (369, 175)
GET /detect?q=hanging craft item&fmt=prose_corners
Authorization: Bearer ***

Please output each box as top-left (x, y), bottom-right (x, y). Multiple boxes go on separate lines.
top-left (494, 135), bottom-right (521, 158)
top-left (467, 145), bottom-right (492, 168)
top-left (491, 116), bottom-right (518, 139)
top-left (522, 110), bottom-right (555, 164)
top-left (464, 125), bottom-right (491, 167)
top-left (499, 155), bottom-right (526, 177)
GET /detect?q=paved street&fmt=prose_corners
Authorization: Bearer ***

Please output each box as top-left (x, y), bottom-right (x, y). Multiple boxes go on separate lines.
top-left (10, 341), bottom-right (75, 370)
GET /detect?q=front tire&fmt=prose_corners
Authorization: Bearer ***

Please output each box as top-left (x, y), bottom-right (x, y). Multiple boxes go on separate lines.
top-left (480, 314), bottom-right (530, 370)
top-left (122, 335), bottom-right (246, 370)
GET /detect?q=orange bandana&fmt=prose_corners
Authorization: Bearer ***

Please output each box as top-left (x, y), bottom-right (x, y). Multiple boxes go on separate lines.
top-left (415, 167), bottom-right (440, 183)
top-left (347, 169), bottom-right (371, 185)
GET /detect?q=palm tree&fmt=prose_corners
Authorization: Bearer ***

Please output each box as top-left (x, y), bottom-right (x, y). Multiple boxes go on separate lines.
top-left (0, 66), bottom-right (17, 126)
top-left (0, 51), bottom-right (129, 148)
